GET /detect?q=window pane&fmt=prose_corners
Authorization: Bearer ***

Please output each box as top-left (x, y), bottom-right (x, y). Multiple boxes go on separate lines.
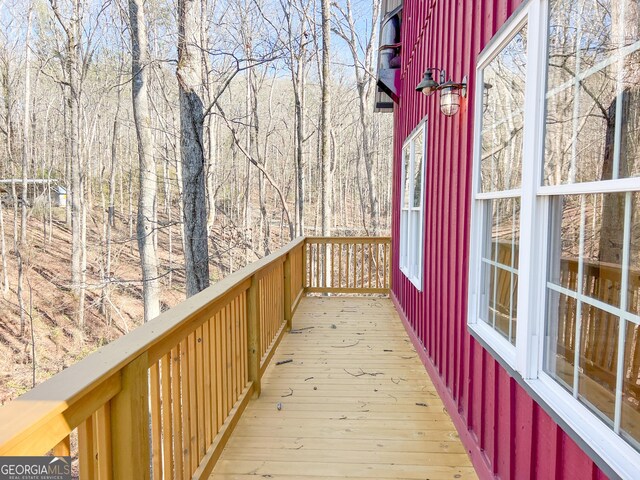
top-left (490, 198), bottom-right (520, 270)
top-left (410, 210), bottom-right (422, 278)
top-left (480, 25), bottom-right (527, 192)
top-left (480, 197), bottom-right (519, 343)
top-left (484, 256), bottom-right (518, 342)
top-left (544, 0), bottom-right (640, 185)
top-left (547, 195), bottom-right (581, 291)
top-left (400, 211), bottom-right (408, 269)
top-left (582, 193), bottom-right (625, 308)
top-left (548, 194), bottom-right (626, 308)
top-left (487, 266), bottom-right (517, 342)
top-left (629, 192), bottom-right (640, 317)
top-left (577, 305), bottom-right (619, 425)
top-left (545, 290), bottom-right (578, 393)
top-left (621, 321), bottom-right (640, 448)
top-left (544, 85), bottom-right (574, 186)
top-left (402, 145), bottom-right (410, 209)
top-left (413, 132), bottom-right (423, 208)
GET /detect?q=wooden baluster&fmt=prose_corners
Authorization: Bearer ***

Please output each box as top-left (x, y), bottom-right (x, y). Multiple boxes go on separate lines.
top-left (345, 243), bottom-right (350, 289)
top-left (284, 252), bottom-right (293, 330)
top-left (375, 242), bottom-right (380, 289)
top-left (195, 326), bottom-right (205, 460)
top-left (384, 242), bottom-right (388, 289)
top-left (179, 339), bottom-right (191, 477)
top-left (235, 296), bottom-right (242, 400)
top-left (248, 275), bottom-right (262, 397)
top-left (313, 243), bottom-right (322, 287)
top-left (170, 346), bottom-right (183, 479)
top-left (221, 305), bottom-right (229, 416)
top-left (368, 243), bottom-right (373, 289)
top-left (215, 311), bottom-right (224, 429)
top-left (95, 403), bottom-right (112, 480)
top-left (230, 299), bottom-right (237, 407)
top-left (330, 243), bottom-right (334, 289)
top-left (150, 362), bottom-right (162, 480)
top-left (78, 416), bottom-right (95, 479)
top-left (110, 352), bottom-right (150, 480)
top-left (352, 244), bottom-right (356, 289)
top-left (203, 321), bottom-right (212, 448)
top-left (303, 241), bottom-right (308, 291)
top-left (208, 316), bottom-right (218, 437)
top-left (237, 295), bottom-right (243, 394)
top-left (338, 243), bottom-right (343, 289)
top-left (187, 333), bottom-right (198, 470)
top-left (161, 353), bottom-right (174, 479)
top-left (241, 293), bottom-right (248, 386)
top-left (360, 244), bottom-right (364, 290)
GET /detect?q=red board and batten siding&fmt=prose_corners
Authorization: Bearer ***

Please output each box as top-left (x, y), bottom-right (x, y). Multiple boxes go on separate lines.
top-left (390, 1), bottom-right (609, 479)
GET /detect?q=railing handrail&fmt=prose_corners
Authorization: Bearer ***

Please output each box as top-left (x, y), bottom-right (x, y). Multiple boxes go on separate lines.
top-left (0, 236), bottom-right (305, 455)
top-left (305, 235), bottom-right (391, 242)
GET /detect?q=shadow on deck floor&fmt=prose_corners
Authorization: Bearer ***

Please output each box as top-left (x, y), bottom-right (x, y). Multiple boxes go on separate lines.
top-left (211, 297), bottom-right (476, 480)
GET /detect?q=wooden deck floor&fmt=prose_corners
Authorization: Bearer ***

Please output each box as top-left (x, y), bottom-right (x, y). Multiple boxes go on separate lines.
top-left (210, 297), bottom-right (476, 479)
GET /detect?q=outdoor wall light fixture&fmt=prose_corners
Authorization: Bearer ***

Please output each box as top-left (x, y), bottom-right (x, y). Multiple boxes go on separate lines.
top-left (416, 68), bottom-right (467, 116)
top-left (415, 68), bottom-right (444, 96)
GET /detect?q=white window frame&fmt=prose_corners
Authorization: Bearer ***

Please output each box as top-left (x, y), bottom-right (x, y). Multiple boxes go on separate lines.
top-left (467, 1), bottom-right (640, 478)
top-left (400, 118), bottom-right (427, 290)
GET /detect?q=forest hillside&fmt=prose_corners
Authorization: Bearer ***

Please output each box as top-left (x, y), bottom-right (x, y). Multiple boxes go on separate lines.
top-left (0, 0), bottom-right (392, 401)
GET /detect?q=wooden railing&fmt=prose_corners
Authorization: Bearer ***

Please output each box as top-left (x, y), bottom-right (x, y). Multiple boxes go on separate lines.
top-left (0, 236), bottom-right (387, 479)
top-left (305, 237), bottom-right (391, 294)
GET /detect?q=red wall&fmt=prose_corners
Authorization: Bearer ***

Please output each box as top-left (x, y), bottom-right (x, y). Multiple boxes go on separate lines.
top-left (390, 1), bottom-right (608, 479)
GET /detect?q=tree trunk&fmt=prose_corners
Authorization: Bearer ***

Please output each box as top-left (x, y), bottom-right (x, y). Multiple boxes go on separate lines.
top-left (320, 0), bottom-right (332, 237)
top-left (17, 5), bottom-right (33, 336)
top-left (177, 0), bottom-right (210, 296)
top-left (62, 0), bottom-right (85, 328)
top-left (130, 0), bottom-right (161, 321)
top-left (294, 53), bottom-right (306, 238)
top-left (0, 196), bottom-right (8, 295)
top-left (103, 71), bottom-right (122, 325)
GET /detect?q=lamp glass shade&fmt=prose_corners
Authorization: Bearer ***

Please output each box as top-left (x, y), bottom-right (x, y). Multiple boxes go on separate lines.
top-left (440, 87), bottom-right (460, 116)
top-left (416, 70), bottom-right (439, 96)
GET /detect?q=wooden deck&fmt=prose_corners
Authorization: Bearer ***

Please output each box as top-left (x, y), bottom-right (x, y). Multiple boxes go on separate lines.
top-left (211, 297), bottom-right (476, 479)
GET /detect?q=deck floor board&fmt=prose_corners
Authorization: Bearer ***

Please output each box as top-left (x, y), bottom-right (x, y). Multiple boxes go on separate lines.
top-left (210, 297), bottom-right (476, 479)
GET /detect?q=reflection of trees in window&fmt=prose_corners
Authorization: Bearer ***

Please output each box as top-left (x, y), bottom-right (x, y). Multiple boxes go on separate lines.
top-left (544, 0), bottom-right (640, 185)
top-left (480, 27), bottom-right (527, 193)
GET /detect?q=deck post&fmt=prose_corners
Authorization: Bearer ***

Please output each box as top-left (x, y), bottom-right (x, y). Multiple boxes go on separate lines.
top-left (284, 252), bottom-right (292, 330)
top-left (302, 239), bottom-right (308, 292)
top-left (109, 352), bottom-right (150, 480)
top-left (247, 275), bottom-right (262, 397)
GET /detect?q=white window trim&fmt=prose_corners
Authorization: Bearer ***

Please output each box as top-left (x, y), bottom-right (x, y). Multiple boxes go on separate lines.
top-left (400, 119), bottom-right (427, 291)
top-left (467, 1), bottom-right (640, 478)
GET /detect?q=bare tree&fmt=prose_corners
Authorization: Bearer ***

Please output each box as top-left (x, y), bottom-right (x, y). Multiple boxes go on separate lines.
top-left (49, 0), bottom-right (86, 327)
top-left (17, 4), bottom-right (33, 335)
top-left (0, 195), bottom-right (8, 295)
top-left (320, 0), bottom-right (332, 237)
top-left (178, 0), bottom-right (210, 296)
top-left (333, 0), bottom-right (381, 234)
top-left (130, 0), bottom-right (160, 320)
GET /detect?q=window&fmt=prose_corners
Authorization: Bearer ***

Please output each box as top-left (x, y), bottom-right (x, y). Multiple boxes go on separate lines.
top-left (477, 20), bottom-right (527, 347)
top-left (400, 120), bottom-right (426, 290)
top-left (468, 1), bottom-right (640, 477)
